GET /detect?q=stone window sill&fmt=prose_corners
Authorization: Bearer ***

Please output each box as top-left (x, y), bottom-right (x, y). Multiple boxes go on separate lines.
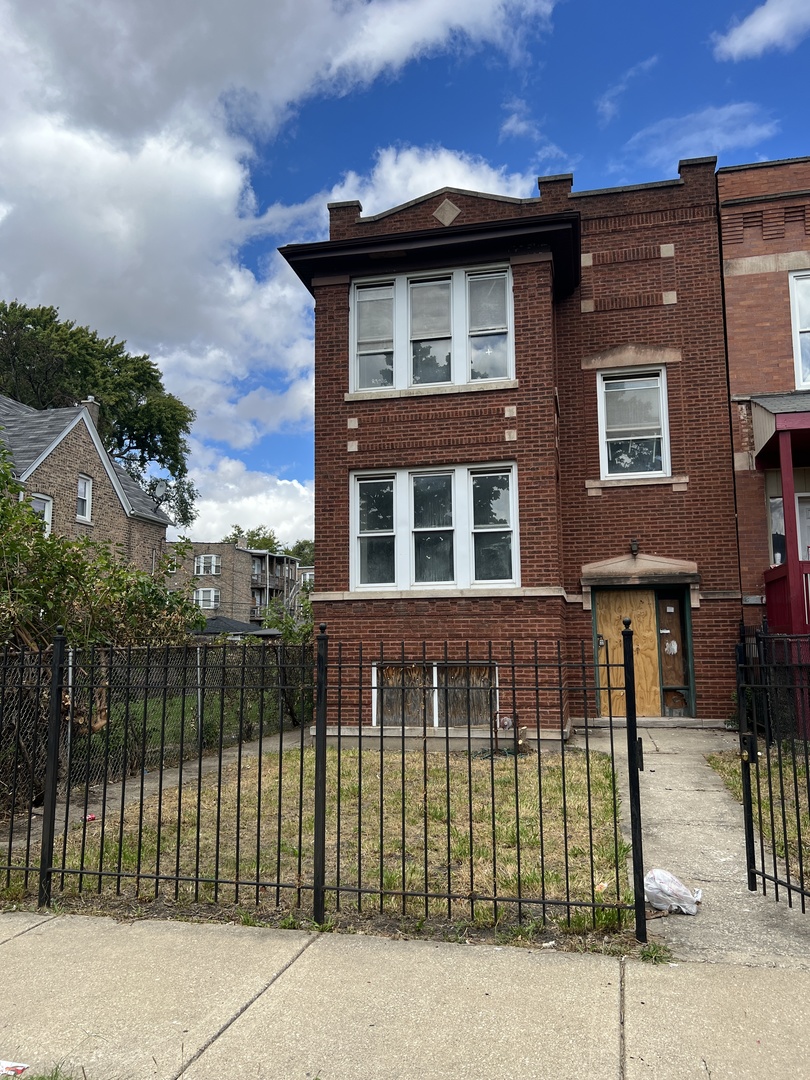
top-left (585, 475), bottom-right (688, 495)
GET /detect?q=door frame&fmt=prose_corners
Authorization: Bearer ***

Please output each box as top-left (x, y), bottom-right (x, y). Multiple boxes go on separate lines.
top-left (592, 585), bottom-right (695, 717)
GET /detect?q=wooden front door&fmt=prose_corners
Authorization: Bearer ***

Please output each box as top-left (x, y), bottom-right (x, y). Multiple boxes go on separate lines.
top-left (595, 589), bottom-right (662, 717)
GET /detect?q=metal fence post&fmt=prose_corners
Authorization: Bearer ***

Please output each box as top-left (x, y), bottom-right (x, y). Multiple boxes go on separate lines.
top-left (38, 627), bottom-right (66, 908)
top-left (622, 618), bottom-right (647, 943)
top-left (736, 642), bottom-right (758, 892)
top-left (313, 624), bottom-right (328, 924)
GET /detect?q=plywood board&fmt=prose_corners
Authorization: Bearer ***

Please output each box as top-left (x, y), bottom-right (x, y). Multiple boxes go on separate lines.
top-left (595, 589), bottom-right (661, 717)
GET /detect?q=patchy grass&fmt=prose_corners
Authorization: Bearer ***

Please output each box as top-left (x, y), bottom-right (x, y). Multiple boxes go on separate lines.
top-left (708, 746), bottom-right (810, 870)
top-left (638, 939), bottom-right (674, 964)
top-left (4, 745), bottom-right (631, 933)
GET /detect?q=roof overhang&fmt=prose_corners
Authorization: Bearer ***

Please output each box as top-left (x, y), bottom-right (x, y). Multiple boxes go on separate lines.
top-left (751, 393), bottom-right (810, 460)
top-left (279, 212), bottom-right (581, 300)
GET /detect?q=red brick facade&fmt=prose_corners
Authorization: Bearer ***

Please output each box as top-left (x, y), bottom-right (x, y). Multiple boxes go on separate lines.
top-left (718, 157), bottom-right (810, 633)
top-left (284, 158), bottom-right (744, 720)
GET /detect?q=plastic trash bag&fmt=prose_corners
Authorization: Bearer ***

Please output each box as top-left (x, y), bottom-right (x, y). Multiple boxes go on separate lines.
top-left (644, 868), bottom-right (702, 915)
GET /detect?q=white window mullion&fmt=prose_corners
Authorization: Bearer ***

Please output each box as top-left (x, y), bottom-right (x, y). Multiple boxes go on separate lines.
top-left (451, 268), bottom-right (466, 386)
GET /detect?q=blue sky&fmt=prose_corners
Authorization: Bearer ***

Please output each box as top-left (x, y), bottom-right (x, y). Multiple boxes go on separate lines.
top-left (0, 0), bottom-right (808, 544)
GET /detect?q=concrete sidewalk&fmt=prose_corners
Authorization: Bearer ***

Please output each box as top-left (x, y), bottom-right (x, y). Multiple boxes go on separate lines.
top-left (4, 727), bottom-right (810, 1080)
top-left (4, 911), bottom-right (810, 1080)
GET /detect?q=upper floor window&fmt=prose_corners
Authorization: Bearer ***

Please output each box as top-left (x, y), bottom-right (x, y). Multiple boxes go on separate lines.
top-left (353, 464), bottom-right (518, 590)
top-left (597, 369), bottom-right (670, 479)
top-left (194, 554), bottom-right (221, 576)
top-left (352, 267), bottom-right (513, 392)
top-left (30, 494), bottom-right (53, 535)
top-left (193, 588), bottom-right (220, 609)
top-left (76, 475), bottom-right (92, 522)
top-left (791, 272), bottom-right (810, 388)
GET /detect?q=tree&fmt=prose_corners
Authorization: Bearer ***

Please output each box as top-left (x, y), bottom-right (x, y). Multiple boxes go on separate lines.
top-left (0, 453), bottom-right (204, 649)
top-left (220, 524), bottom-right (280, 551)
top-left (284, 538), bottom-right (314, 565)
top-left (0, 300), bottom-right (197, 526)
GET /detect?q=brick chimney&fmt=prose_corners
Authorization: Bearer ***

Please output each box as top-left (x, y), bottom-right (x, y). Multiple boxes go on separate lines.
top-left (81, 396), bottom-right (100, 428)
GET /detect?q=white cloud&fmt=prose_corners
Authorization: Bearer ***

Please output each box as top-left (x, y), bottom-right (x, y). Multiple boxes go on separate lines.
top-left (596, 56), bottom-right (658, 126)
top-left (328, 144), bottom-right (538, 212)
top-left (0, 0), bottom-right (561, 546)
top-left (499, 97), bottom-right (545, 143)
top-left (177, 448), bottom-right (315, 545)
top-left (713, 0), bottom-right (810, 60)
top-left (622, 103), bottom-right (779, 170)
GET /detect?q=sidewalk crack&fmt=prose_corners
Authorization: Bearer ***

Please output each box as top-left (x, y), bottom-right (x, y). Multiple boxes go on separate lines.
top-left (171, 933), bottom-right (319, 1079)
top-left (0, 915), bottom-right (56, 945)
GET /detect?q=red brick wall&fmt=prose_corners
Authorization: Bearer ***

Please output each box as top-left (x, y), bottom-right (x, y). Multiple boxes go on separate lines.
top-left (718, 159), bottom-right (810, 606)
top-left (313, 159), bottom-right (740, 718)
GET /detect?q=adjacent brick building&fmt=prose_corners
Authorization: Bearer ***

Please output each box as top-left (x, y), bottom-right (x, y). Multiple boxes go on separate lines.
top-left (168, 541), bottom-right (301, 624)
top-left (282, 156), bottom-right (741, 723)
top-left (718, 157), bottom-right (810, 634)
top-left (0, 393), bottom-right (170, 569)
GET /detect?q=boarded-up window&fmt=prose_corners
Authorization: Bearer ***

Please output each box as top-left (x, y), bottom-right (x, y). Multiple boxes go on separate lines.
top-left (375, 664), bottom-right (495, 727)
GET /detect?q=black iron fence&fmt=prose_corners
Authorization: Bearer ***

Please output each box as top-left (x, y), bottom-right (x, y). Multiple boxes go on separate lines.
top-left (2, 626), bottom-right (646, 939)
top-left (737, 627), bottom-right (810, 909)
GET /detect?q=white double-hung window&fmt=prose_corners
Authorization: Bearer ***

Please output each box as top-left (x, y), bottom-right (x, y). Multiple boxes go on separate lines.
top-left (352, 267), bottom-right (512, 391)
top-left (194, 554), bottom-right (222, 576)
top-left (193, 588), bottom-right (220, 609)
top-left (597, 369), bottom-right (670, 479)
top-left (791, 271), bottom-right (810, 388)
top-left (353, 465), bottom-right (518, 590)
top-left (76, 475), bottom-right (92, 522)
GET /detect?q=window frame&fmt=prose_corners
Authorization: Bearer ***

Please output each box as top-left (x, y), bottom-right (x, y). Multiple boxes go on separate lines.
top-left (371, 662), bottom-right (499, 728)
top-left (350, 265), bottom-right (514, 393)
top-left (193, 588), bottom-right (220, 609)
top-left (790, 271), bottom-right (810, 389)
top-left (76, 475), bottom-right (93, 523)
top-left (596, 367), bottom-right (670, 481)
top-left (351, 463), bottom-right (519, 591)
top-left (194, 554), bottom-right (222, 576)
top-left (27, 493), bottom-right (53, 535)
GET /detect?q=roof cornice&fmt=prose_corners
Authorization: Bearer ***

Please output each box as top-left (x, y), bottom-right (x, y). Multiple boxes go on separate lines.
top-left (280, 211), bottom-right (581, 299)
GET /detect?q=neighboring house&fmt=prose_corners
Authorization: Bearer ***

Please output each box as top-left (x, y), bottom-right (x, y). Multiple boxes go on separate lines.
top-left (169, 542), bottom-right (300, 623)
top-left (718, 157), bottom-right (810, 634)
top-left (281, 157), bottom-right (742, 721)
top-left (0, 393), bottom-right (171, 570)
top-left (193, 615), bottom-right (282, 640)
top-left (298, 565), bottom-right (314, 589)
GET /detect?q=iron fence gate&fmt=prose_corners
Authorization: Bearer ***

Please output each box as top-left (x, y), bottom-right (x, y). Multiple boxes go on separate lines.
top-left (2, 625), bottom-right (647, 940)
top-left (737, 627), bottom-right (810, 910)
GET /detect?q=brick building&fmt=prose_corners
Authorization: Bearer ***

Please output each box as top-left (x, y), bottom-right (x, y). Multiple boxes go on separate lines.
top-left (168, 541), bottom-right (300, 624)
top-left (281, 156), bottom-right (741, 722)
top-left (0, 393), bottom-right (170, 569)
top-left (718, 157), bottom-right (810, 634)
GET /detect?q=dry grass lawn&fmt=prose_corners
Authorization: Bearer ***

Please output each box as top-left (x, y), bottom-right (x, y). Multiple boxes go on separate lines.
top-left (7, 744), bottom-right (632, 929)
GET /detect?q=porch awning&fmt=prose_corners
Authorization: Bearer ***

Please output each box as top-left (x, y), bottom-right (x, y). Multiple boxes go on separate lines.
top-left (751, 392), bottom-right (810, 457)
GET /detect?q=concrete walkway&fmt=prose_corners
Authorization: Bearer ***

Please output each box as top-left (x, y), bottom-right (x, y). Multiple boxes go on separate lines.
top-left (3, 727), bottom-right (810, 1079)
top-left (579, 725), bottom-right (810, 966)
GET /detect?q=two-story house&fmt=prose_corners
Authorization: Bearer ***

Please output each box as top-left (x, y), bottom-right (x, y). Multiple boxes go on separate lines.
top-left (718, 157), bottom-right (810, 635)
top-left (0, 393), bottom-right (171, 569)
top-left (281, 157), bottom-right (741, 723)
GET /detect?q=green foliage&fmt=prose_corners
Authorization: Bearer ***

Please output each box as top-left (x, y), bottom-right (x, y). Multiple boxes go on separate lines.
top-left (0, 454), bottom-right (204, 648)
top-left (285, 537), bottom-right (314, 565)
top-left (0, 300), bottom-right (197, 526)
top-left (220, 524), bottom-right (280, 551)
top-left (263, 592), bottom-right (314, 645)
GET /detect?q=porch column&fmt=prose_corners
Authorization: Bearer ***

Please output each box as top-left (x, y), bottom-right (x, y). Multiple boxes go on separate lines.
top-left (778, 430), bottom-right (803, 633)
